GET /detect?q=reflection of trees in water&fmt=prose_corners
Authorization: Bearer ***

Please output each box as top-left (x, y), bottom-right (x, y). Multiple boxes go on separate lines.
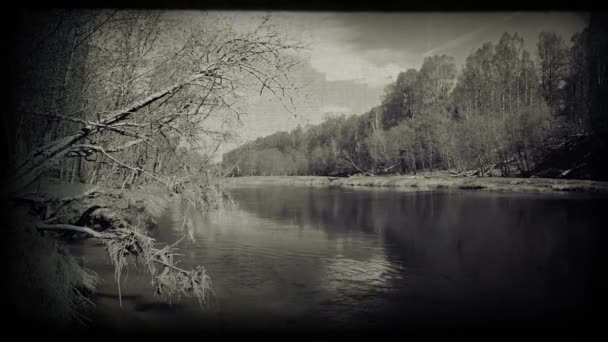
top-left (153, 187), bottom-right (603, 320)
top-left (377, 192), bottom-right (603, 312)
top-left (230, 186), bottom-right (603, 309)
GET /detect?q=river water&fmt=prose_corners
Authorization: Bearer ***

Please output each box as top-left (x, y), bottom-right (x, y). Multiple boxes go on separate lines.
top-left (75, 186), bottom-right (606, 332)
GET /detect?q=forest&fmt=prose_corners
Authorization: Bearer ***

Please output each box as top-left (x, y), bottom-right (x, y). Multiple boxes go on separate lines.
top-left (223, 14), bottom-right (608, 180)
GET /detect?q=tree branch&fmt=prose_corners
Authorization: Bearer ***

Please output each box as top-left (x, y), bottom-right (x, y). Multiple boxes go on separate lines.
top-left (36, 222), bottom-right (104, 238)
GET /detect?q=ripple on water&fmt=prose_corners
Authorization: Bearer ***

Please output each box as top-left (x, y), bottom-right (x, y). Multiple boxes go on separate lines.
top-left (78, 186), bottom-right (604, 329)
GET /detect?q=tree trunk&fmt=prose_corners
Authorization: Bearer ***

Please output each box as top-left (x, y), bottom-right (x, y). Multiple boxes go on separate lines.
top-left (10, 70), bottom-right (215, 192)
top-left (70, 159), bottom-right (77, 183)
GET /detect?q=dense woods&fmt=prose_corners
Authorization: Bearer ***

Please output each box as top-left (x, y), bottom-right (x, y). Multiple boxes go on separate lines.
top-left (223, 13), bottom-right (608, 180)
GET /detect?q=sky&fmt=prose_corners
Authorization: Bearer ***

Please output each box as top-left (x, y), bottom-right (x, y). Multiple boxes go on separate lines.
top-left (193, 11), bottom-right (589, 157)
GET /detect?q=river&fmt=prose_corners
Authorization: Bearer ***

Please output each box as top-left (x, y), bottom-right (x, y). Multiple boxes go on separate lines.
top-left (73, 185), bottom-right (606, 332)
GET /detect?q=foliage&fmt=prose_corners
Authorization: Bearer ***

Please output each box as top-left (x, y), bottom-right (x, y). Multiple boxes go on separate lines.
top-left (223, 19), bottom-right (606, 179)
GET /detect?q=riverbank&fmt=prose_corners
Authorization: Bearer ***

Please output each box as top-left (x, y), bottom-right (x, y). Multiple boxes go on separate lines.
top-left (8, 179), bottom-right (176, 327)
top-left (22, 179), bottom-right (174, 226)
top-left (223, 175), bottom-right (608, 194)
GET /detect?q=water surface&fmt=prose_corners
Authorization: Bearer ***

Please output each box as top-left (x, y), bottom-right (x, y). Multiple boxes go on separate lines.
top-left (77, 186), bottom-right (606, 332)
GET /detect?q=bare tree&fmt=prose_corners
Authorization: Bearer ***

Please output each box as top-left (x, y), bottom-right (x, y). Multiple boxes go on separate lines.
top-left (8, 9), bottom-right (303, 319)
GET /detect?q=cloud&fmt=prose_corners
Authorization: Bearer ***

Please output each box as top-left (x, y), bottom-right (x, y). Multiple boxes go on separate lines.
top-left (421, 29), bottom-right (484, 57)
top-left (309, 43), bottom-right (405, 87)
top-left (421, 12), bottom-right (523, 57)
top-left (298, 16), bottom-right (418, 88)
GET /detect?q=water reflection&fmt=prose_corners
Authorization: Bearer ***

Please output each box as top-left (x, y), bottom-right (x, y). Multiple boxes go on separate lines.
top-left (219, 187), bottom-right (604, 321)
top-left (82, 186), bottom-right (605, 330)
top-left (155, 201), bottom-right (399, 323)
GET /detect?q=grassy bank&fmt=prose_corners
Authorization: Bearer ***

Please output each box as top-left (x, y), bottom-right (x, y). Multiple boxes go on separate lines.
top-left (223, 175), bottom-right (608, 194)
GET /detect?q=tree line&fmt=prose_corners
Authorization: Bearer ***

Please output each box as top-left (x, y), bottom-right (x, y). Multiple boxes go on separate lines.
top-left (223, 15), bottom-right (608, 180)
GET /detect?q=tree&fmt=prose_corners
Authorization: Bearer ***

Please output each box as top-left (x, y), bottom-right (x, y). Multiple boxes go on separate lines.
top-left (381, 69), bottom-right (419, 128)
top-left (7, 9), bottom-right (303, 323)
top-left (364, 130), bottom-right (390, 171)
top-left (538, 32), bottom-right (569, 114)
top-left (385, 121), bottom-right (417, 174)
top-left (417, 55), bottom-right (457, 109)
top-left (564, 29), bottom-right (591, 130)
top-left (10, 10), bottom-right (302, 192)
top-left (220, 24), bottom-right (597, 180)
top-left (493, 33), bottom-right (525, 114)
top-left (586, 12), bottom-right (608, 179)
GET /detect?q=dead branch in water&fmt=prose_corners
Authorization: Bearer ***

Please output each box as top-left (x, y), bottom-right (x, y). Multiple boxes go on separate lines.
top-left (35, 219), bottom-right (213, 308)
top-left (36, 222), bottom-right (105, 238)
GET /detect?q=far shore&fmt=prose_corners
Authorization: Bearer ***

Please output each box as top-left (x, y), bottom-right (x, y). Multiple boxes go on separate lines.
top-left (222, 175), bottom-right (608, 194)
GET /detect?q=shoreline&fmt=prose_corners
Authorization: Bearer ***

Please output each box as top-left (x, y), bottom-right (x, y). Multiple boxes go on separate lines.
top-left (25, 179), bottom-right (176, 229)
top-left (222, 175), bottom-right (608, 194)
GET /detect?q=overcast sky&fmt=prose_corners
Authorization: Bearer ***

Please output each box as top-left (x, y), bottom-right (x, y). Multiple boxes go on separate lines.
top-left (195, 11), bottom-right (589, 156)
